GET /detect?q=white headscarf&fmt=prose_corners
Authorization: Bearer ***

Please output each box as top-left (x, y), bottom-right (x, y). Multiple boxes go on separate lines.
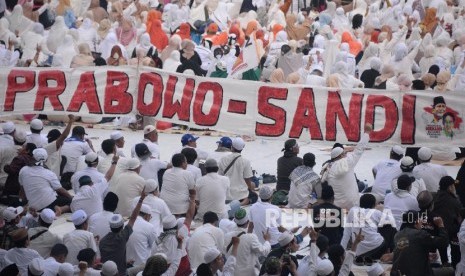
top-left (163, 50), bottom-right (182, 72)
top-left (47, 16), bottom-right (69, 53)
top-left (135, 33), bottom-right (156, 56)
top-left (98, 32), bottom-right (128, 60)
top-left (21, 23), bottom-right (46, 61)
top-left (53, 34), bottom-right (77, 68)
top-left (78, 18), bottom-right (98, 50)
top-left (6, 5), bottom-right (33, 36)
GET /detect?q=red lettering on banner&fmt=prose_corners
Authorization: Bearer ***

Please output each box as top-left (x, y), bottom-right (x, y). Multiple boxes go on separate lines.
top-left (104, 71), bottom-right (132, 114)
top-left (67, 72), bottom-right (101, 113)
top-left (325, 91), bottom-right (364, 142)
top-left (137, 72), bottom-right (164, 116)
top-left (289, 88), bottom-right (323, 140)
top-left (162, 75), bottom-right (194, 121)
top-left (35, 70), bottom-right (66, 111)
top-left (364, 95), bottom-right (398, 142)
top-left (4, 70), bottom-right (35, 111)
top-left (255, 86), bottom-right (288, 136)
top-left (401, 94), bottom-right (416, 144)
top-left (193, 82), bottom-right (223, 126)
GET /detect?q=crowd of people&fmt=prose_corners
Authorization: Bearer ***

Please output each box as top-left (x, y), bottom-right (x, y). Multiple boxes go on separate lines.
top-left (0, 0), bottom-right (464, 89)
top-left (0, 115), bottom-right (465, 276)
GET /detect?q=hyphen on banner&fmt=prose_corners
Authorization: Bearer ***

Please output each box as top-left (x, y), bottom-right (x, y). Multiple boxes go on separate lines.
top-left (0, 66), bottom-right (464, 146)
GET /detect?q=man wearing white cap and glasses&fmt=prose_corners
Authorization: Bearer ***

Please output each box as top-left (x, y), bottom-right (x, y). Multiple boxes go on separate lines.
top-left (26, 118), bottom-right (48, 148)
top-left (111, 158), bottom-right (146, 217)
top-left (371, 145), bottom-right (404, 200)
top-left (126, 203), bottom-right (157, 266)
top-left (131, 125), bottom-right (160, 159)
top-left (28, 208), bottom-right (62, 258)
top-left (413, 147), bottom-right (448, 192)
top-left (321, 124), bottom-right (372, 210)
top-left (110, 131), bottom-right (126, 157)
top-left (223, 208), bottom-right (272, 276)
top-left (100, 191), bottom-right (146, 275)
top-left (0, 121), bottom-right (17, 191)
top-left (19, 148), bottom-right (73, 216)
top-left (63, 209), bottom-right (98, 265)
top-left (0, 206), bottom-right (24, 250)
top-left (218, 137), bottom-right (254, 205)
top-left (391, 156), bottom-right (426, 198)
top-left (196, 240), bottom-right (239, 276)
top-left (132, 179), bottom-right (171, 236)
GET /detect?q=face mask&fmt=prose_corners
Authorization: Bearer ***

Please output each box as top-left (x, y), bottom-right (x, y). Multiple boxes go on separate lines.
top-left (113, 53), bottom-right (120, 59)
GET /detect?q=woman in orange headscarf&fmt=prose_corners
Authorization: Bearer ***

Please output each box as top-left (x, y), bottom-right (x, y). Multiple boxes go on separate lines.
top-left (420, 8), bottom-right (438, 36)
top-left (146, 12), bottom-right (168, 51)
top-left (176, 23), bottom-right (191, 40)
top-left (341, 31), bottom-right (362, 56)
top-left (272, 24), bottom-right (284, 41)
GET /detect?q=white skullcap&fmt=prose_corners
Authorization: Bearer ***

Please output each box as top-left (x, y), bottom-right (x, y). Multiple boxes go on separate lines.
top-left (101, 261), bottom-right (118, 276)
top-left (71, 209), bottom-right (87, 226)
top-left (85, 152), bottom-right (99, 163)
top-left (28, 258), bottom-right (44, 276)
top-left (204, 248), bottom-right (221, 263)
top-left (391, 145), bottom-right (405, 156)
top-left (2, 121), bottom-right (15, 134)
top-left (418, 147), bottom-right (432, 161)
top-left (219, 219), bottom-right (236, 234)
top-left (259, 185), bottom-right (273, 200)
top-left (30, 119), bottom-right (44, 130)
top-left (144, 179), bottom-right (159, 193)
top-left (58, 263), bottom-right (75, 276)
top-left (109, 214), bottom-right (124, 228)
top-left (400, 156), bottom-right (414, 168)
top-left (278, 232), bottom-right (294, 247)
top-left (316, 259), bottom-right (334, 275)
top-left (331, 147), bottom-right (344, 159)
top-left (232, 137), bottom-right (245, 151)
top-left (163, 215), bottom-right (177, 229)
top-left (39, 208), bottom-right (56, 224)
top-left (367, 263), bottom-right (384, 276)
top-left (14, 130), bottom-right (27, 144)
top-left (143, 125), bottom-right (156, 135)
top-left (110, 131), bottom-right (123, 140)
top-left (125, 158), bottom-right (141, 170)
top-left (33, 148), bottom-right (48, 162)
top-left (140, 204), bottom-right (151, 215)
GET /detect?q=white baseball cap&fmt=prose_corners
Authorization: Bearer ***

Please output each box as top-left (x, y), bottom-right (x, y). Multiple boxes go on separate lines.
top-left (30, 119), bottom-right (44, 130)
top-left (2, 206), bottom-right (24, 222)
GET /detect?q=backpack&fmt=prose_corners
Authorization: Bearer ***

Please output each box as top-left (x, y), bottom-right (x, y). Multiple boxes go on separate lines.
top-left (271, 190), bottom-right (289, 206)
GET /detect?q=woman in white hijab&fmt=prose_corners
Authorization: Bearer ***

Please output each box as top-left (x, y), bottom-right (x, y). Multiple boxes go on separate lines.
top-left (389, 41), bottom-right (421, 80)
top-left (78, 18), bottom-right (98, 50)
top-left (20, 23), bottom-right (52, 61)
top-left (163, 50), bottom-right (182, 72)
top-left (268, 30), bottom-right (288, 59)
top-left (211, 1), bottom-right (230, 31)
top-left (331, 61), bottom-right (364, 88)
top-left (6, 5), bottom-right (33, 36)
top-left (131, 33), bottom-right (157, 59)
top-left (0, 18), bottom-right (18, 47)
top-left (332, 7), bottom-right (349, 32)
top-left (47, 16), bottom-right (69, 53)
top-left (419, 44), bottom-right (436, 75)
top-left (52, 34), bottom-right (77, 67)
top-left (357, 42), bottom-right (379, 75)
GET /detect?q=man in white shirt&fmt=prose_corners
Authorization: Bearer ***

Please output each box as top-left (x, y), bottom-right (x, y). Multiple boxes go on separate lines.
top-left (160, 153), bottom-right (196, 216)
top-left (182, 147), bottom-right (202, 181)
top-left (132, 179), bottom-right (171, 236)
top-left (44, 115), bottom-right (75, 178)
top-left (340, 194), bottom-right (386, 259)
top-left (207, 137), bottom-right (232, 163)
top-left (26, 119), bottom-right (48, 148)
top-left (135, 143), bottom-right (169, 186)
top-left (371, 145), bottom-right (404, 200)
top-left (88, 192), bottom-right (119, 240)
top-left (131, 125), bottom-right (160, 159)
top-left (413, 147), bottom-right (449, 192)
top-left (385, 174), bottom-right (421, 230)
top-left (187, 212), bottom-right (225, 270)
top-left (63, 209), bottom-right (98, 265)
top-left (111, 158), bottom-right (146, 217)
top-left (322, 124), bottom-right (372, 210)
top-left (19, 148), bottom-right (73, 215)
top-left (223, 208), bottom-right (271, 276)
top-left (218, 137), bottom-right (254, 205)
top-left (196, 158), bottom-right (230, 220)
top-left (248, 186), bottom-right (282, 247)
top-left (71, 152), bottom-right (106, 194)
top-left (288, 153), bottom-right (321, 208)
top-left (28, 209), bottom-right (62, 258)
top-left (60, 126), bottom-right (94, 190)
top-left (42, 243), bottom-right (68, 276)
top-left (126, 204), bottom-right (157, 266)
top-left (71, 175), bottom-right (107, 218)
top-left (110, 131), bottom-right (126, 157)
top-left (391, 157), bottom-right (427, 198)
top-left (0, 121), bottom-right (17, 190)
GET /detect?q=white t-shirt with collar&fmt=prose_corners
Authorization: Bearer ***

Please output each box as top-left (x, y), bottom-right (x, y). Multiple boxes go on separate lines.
top-left (61, 138), bottom-right (93, 173)
top-left (63, 229), bottom-right (98, 265)
top-left (126, 216), bottom-right (157, 266)
top-left (159, 167), bottom-right (195, 215)
top-left (19, 166), bottom-right (61, 210)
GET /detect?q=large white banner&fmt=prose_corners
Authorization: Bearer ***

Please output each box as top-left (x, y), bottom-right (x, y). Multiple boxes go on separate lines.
top-left (0, 66), bottom-right (464, 146)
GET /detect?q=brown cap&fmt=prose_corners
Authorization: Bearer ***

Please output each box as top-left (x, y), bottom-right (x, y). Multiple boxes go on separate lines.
top-left (9, 228), bottom-right (28, 242)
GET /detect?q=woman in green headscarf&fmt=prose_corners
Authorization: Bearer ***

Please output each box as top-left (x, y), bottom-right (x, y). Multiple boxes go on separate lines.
top-left (210, 60), bottom-right (228, 78)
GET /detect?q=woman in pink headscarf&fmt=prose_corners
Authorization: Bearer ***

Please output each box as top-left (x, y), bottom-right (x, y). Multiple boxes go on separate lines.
top-left (116, 17), bottom-right (137, 49)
